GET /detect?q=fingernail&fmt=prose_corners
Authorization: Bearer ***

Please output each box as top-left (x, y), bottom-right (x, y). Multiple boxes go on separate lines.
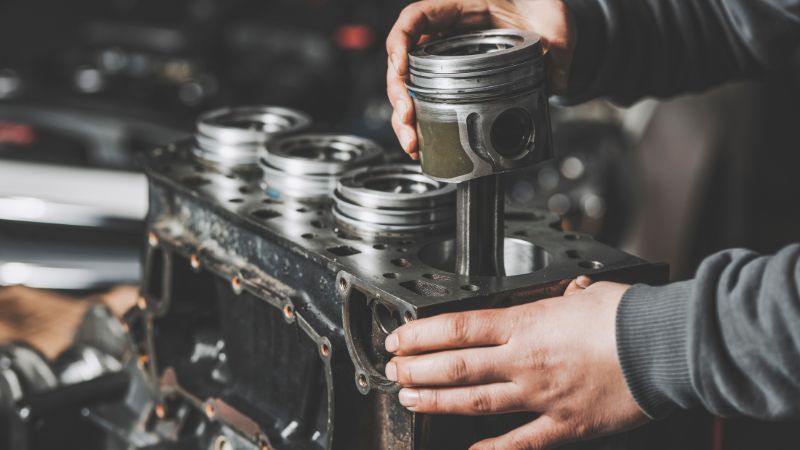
top-left (399, 129), bottom-right (413, 150)
top-left (385, 333), bottom-right (399, 352)
top-left (391, 53), bottom-right (401, 75)
top-left (576, 276), bottom-right (592, 289)
top-left (410, 152), bottom-right (420, 161)
top-left (399, 388), bottom-right (419, 407)
top-left (385, 362), bottom-right (397, 381)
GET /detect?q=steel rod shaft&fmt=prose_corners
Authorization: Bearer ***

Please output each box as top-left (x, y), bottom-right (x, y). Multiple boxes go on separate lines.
top-left (455, 174), bottom-right (505, 276)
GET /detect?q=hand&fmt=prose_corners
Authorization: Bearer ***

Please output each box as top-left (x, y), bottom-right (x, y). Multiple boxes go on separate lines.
top-left (386, 0), bottom-right (577, 158)
top-left (383, 277), bottom-right (648, 449)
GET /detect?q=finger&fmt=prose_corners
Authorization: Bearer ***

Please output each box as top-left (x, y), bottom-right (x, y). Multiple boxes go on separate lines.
top-left (386, 0), bottom-right (480, 77)
top-left (385, 309), bottom-right (511, 356)
top-left (398, 383), bottom-right (525, 415)
top-left (391, 109), bottom-right (418, 155)
top-left (387, 347), bottom-right (507, 386)
top-left (564, 276), bottom-right (593, 296)
top-left (386, 57), bottom-right (414, 118)
top-left (470, 415), bottom-right (570, 450)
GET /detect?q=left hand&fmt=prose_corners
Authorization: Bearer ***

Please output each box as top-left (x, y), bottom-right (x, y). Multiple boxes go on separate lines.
top-left (383, 277), bottom-right (648, 449)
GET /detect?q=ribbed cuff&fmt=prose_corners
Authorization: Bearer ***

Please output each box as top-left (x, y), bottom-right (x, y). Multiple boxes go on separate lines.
top-left (616, 282), bottom-right (694, 419)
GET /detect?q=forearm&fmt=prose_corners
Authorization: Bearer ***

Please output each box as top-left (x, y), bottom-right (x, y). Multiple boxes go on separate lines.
top-left (617, 245), bottom-right (800, 419)
top-left (560, 0), bottom-right (800, 104)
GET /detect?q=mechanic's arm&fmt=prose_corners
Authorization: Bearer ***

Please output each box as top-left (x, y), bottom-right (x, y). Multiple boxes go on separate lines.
top-left (620, 245), bottom-right (800, 419)
top-left (564, 0), bottom-right (800, 104)
top-left (385, 245), bottom-right (800, 449)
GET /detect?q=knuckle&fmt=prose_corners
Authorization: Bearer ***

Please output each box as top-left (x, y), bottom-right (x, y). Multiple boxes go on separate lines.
top-left (399, 361), bottom-right (414, 384)
top-left (447, 314), bottom-right (469, 342)
top-left (468, 389), bottom-right (494, 414)
top-left (447, 356), bottom-right (470, 383)
top-left (419, 389), bottom-right (439, 410)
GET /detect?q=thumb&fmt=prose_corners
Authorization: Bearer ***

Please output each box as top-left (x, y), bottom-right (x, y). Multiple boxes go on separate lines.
top-left (564, 275), bottom-right (593, 296)
top-left (469, 415), bottom-right (570, 450)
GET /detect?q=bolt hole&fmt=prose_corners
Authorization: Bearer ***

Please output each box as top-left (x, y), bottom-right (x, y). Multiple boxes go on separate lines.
top-left (403, 311), bottom-right (414, 323)
top-left (320, 342), bottom-right (330, 357)
top-left (357, 374), bottom-right (368, 388)
top-left (251, 209), bottom-right (282, 220)
top-left (339, 278), bottom-right (348, 291)
top-left (228, 198), bottom-right (244, 203)
top-left (190, 254), bottom-right (201, 270)
top-left (283, 304), bottom-right (295, 320)
top-left (383, 272), bottom-right (399, 279)
top-left (579, 260), bottom-right (604, 270)
top-left (231, 276), bottom-right (242, 293)
top-left (373, 243), bottom-right (388, 250)
top-left (301, 233), bottom-right (315, 239)
top-left (205, 403), bottom-right (216, 418)
top-left (391, 258), bottom-right (411, 268)
top-left (461, 284), bottom-right (479, 292)
top-left (311, 220), bottom-right (325, 229)
top-left (296, 207), bottom-right (309, 213)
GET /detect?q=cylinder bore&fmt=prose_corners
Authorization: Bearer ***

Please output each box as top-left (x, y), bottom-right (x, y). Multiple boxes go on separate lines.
top-left (491, 108), bottom-right (533, 158)
top-left (419, 237), bottom-right (552, 277)
top-left (193, 105), bottom-right (311, 167)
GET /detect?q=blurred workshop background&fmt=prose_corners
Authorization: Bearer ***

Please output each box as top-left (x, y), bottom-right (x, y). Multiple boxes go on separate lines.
top-left (0, 0), bottom-right (797, 449)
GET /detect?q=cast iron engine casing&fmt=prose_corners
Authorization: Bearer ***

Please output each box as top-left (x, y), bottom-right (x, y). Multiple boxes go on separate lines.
top-left (92, 139), bottom-right (682, 450)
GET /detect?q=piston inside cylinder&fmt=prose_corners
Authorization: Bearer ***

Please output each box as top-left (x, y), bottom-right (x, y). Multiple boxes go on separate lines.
top-left (259, 133), bottom-right (383, 202)
top-left (193, 105), bottom-right (311, 168)
top-left (332, 165), bottom-right (456, 237)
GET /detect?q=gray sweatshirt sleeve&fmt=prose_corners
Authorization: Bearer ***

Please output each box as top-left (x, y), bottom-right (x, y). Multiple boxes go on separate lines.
top-left (616, 245), bottom-right (800, 419)
top-left (560, 0), bottom-right (800, 104)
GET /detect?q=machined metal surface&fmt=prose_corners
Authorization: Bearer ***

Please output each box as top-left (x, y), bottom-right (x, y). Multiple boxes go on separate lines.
top-left (456, 176), bottom-right (505, 276)
top-left (193, 106), bottom-right (312, 167)
top-left (108, 136), bottom-right (673, 450)
top-left (260, 133), bottom-right (383, 202)
top-left (333, 164), bottom-right (456, 236)
top-left (407, 29), bottom-right (553, 183)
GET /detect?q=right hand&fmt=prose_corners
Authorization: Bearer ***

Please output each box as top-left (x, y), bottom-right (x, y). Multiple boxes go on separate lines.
top-left (386, 0), bottom-right (577, 159)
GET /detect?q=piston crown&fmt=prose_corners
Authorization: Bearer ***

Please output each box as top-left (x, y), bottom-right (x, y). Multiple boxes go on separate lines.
top-left (407, 29), bottom-right (545, 101)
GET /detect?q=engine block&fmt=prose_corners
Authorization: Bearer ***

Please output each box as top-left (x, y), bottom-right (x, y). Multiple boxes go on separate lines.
top-left (79, 121), bottom-right (682, 450)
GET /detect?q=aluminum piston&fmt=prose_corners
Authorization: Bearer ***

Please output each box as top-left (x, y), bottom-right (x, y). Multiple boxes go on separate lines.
top-left (193, 105), bottom-right (311, 167)
top-left (406, 29), bottom-right (553, 183)
top-left (333, 165), bottom-right (456, 236)
top-left (260, 133), bottom-right (383, 202)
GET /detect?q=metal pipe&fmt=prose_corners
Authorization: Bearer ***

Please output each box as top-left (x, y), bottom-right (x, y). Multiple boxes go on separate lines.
top-left (455, 175), bottom-right (505, 276)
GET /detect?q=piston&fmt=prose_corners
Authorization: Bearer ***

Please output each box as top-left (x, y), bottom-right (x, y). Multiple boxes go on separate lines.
top-left (332, 165), bottom-right (456, 237)
top-left (260, 133), bottom-right (383, 202)
top-left (407, 29), bottom-right (554, 276)
top-left (406, 29), bottom-right (553, 183)
top-left (193, 106), bottom-right (311, 168)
